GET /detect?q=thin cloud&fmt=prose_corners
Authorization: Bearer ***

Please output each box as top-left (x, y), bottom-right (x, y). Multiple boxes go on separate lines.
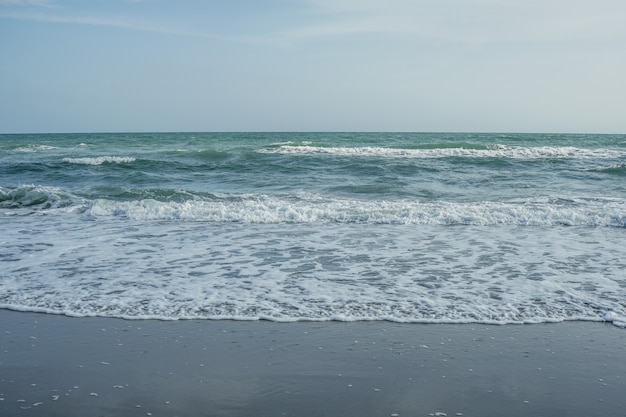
top-left (0, 10), bottom-right (235, 41)
top-left (281, 0), bottom-right (626, 45)
top-left (3, 0), bottom-right (624, 48)
top-left (0, 7), bottom-right (285, 47)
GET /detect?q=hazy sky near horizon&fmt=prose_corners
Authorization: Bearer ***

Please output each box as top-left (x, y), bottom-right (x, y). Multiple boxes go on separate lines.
top-left (1, 0), bottom-right (625, 133)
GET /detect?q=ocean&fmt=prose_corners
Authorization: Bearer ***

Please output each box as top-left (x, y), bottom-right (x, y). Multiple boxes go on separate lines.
top-left (1, 132), bottom-right (625, 327)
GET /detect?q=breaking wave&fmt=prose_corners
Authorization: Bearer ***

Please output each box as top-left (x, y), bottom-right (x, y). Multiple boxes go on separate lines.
top-left (86, 194), bottom-right (626, 227)
top-left (0, 185), bottom-right (80, 210)
top-left (259, 145), bottom-right (625, 159)
top-left (62, 156), bottom-right (136, 165)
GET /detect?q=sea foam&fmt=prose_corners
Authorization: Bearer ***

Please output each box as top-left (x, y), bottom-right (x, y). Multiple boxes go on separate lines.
top-left (1, 218), bottom-right (624, 326)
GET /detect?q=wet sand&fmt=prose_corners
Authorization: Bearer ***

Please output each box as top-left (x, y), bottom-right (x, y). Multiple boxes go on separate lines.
top-left (1, 309), bottom-right (625, 417)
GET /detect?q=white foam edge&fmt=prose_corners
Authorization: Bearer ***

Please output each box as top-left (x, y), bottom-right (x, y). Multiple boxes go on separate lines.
top-left (1, 304), bottom-right (623, 327)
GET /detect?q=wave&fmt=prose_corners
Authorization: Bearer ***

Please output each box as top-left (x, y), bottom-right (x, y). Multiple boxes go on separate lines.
top-left (259, 145), bottom-right (625, 159)
top-left (589, 163), bottom-right (626, 175)
top-left (3, 185), bottom-right (623, 227)
top-left (13, 144), bottom-right (58, 152)
top-left (62, 156), bottom-right (136, 165)
top-left (86, 194), bottom-right (626, 227)
top-left (0, 185), bottom-right (81, 210)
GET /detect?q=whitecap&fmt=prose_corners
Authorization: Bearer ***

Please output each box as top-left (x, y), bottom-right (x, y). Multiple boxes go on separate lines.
top-left (258, 145), bottom-right (625, 160)
top-left (14, 144), bottom-right (58, 152)
top-left (62, 156), bottom-right (136, 165)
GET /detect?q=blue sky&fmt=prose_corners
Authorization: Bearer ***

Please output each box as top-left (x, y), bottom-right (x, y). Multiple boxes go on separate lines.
top-left (1, 0), bottom-right (625, 133)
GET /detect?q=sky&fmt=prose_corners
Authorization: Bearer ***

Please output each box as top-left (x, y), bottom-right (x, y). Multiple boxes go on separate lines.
top-left (1, 0), bottom-right (625, 133)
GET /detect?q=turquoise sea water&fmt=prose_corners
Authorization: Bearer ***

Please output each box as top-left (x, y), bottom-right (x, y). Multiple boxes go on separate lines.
top-left (1, 132), bottom-right (625, 325)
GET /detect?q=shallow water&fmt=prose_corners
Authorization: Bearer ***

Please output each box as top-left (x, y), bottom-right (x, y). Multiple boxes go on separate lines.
top-left (1, 132), bottom-right (625, 325)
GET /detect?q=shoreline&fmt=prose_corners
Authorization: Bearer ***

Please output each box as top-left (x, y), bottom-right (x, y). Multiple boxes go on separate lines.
top-left (1, 309), bottom-right (625, 416)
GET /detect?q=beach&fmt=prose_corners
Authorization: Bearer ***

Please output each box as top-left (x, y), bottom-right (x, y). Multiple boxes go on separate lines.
top-left (1, 310), bottom-right (625, 417)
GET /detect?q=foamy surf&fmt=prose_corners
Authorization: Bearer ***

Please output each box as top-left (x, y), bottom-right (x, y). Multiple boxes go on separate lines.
top-left (1, 218), bottom-right (625, 327)
top-left (2, 185), bottom-right (624, 227)
top-left (85, 195), bottom-right (626, 227)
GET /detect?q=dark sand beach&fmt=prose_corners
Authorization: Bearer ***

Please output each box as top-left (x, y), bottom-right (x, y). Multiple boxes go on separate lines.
top-left (1, 310), bottom-right (625, 417)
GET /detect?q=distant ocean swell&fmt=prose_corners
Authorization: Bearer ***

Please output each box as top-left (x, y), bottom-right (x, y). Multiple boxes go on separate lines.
top-left (7, 142), bottom-right (626, 159)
